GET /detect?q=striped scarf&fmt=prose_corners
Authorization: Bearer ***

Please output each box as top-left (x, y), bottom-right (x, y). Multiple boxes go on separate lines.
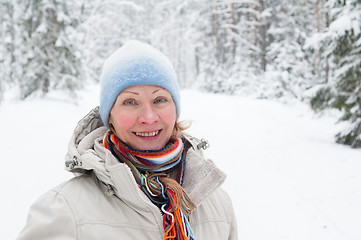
top-left (104, 132), bottom-right (197, 240)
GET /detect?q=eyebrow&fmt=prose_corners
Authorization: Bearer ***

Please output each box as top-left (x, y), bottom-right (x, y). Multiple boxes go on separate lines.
top-left (122, 91), bottom-right (139, 95)
top-left (152, 89), bottom-right (161, 94)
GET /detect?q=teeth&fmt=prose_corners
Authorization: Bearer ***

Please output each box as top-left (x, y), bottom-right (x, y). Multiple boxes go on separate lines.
top-left (135, 130), bottom-right (159, 137)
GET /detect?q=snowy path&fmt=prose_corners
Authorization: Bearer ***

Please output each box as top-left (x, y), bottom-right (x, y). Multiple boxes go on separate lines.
top-left (1, 86), bottom-right (361, 239)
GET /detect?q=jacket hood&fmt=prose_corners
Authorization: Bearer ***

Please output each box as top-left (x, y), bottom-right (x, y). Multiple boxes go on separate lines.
top-left (65, 106), bottom-right (114, 186)
top-left (64, 107), bottom-right (226, 207)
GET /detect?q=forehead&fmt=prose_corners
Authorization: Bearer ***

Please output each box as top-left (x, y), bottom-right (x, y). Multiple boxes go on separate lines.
top-left (120, 84), bottom-right (169, 95)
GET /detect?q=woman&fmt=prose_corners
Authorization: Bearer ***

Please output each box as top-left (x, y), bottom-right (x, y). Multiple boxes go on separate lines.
top-left (17, 40), bottom-right (238, 240)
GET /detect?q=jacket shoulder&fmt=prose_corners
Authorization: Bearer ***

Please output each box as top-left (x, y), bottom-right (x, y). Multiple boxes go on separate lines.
top-left (53, 172), bottom-right (104, 197)
top-left (194, 187), bottom-right (235, 223)
top-left (17, 181), bottom-right (79, 240)
top-left (190, 187), bottom-right (238, 240)
top-left (51, 173), bottom-right (115, 220)
top-left (182, 133), bottom-right (210, 157)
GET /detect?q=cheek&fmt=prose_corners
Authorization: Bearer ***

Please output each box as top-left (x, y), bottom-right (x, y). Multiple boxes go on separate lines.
top-left (118, 116), bottom-right (135, 129)
top-left (162, 106), bottom-right (177, 127)
top-left (110, 110), bottom-right (136, 131)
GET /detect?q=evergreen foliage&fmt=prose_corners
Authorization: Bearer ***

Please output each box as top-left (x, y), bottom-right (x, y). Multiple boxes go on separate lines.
top-left (310, 0), bottom-right (361, 147)
top-left (0, 0), bottom-right (15, 102)
top-left (0, 0), bottom-right (361, 147)
top-left (267, 0), bottom-right (314, 99)
top-left (15, 0), bottom-right (84, 99)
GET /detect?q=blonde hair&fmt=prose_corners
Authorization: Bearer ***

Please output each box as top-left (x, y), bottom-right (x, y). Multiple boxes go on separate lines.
top-left (173, 120), bottom-right (192, 136)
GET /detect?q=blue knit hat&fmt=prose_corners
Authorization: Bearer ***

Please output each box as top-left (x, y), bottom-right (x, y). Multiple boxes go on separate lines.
top-left (99, 40), bottom-right (181, 126)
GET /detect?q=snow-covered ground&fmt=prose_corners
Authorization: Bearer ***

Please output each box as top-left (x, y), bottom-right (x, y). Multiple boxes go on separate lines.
top-left (1, 85), bottom-right (361, 240)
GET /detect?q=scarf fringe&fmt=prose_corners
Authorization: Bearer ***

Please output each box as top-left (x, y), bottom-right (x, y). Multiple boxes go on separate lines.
top-left (142, 173), bottom-right (197, 240)
top-left (161, 178), bottom-right (196, 240)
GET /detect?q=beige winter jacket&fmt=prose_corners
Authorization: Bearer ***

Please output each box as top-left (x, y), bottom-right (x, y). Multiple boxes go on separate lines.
top-left (17, 107), bottom-right (238, 240)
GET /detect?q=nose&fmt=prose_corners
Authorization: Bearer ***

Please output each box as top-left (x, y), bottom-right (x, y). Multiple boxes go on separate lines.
top-left (138, 103), bottom-right (159, 124)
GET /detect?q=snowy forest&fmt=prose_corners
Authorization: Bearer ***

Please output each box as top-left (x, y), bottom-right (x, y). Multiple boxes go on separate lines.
top-left (0, 0), bottom-right (360, 147)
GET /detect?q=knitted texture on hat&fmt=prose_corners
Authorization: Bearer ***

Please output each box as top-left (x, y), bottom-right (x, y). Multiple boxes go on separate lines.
top-left (99, 40), bottom-right (181, 126)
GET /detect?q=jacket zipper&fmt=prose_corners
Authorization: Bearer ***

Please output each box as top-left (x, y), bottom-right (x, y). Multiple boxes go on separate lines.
top-left (124, 165), bottom-right (166, 236)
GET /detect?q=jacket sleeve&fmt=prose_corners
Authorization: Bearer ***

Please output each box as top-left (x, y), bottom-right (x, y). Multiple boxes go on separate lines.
top-left (17, 190), bottom-right (77, 240)
top-left (224, 189), bottom-right (238, 240)
top-left (228, 200), bottom-right (238, 240)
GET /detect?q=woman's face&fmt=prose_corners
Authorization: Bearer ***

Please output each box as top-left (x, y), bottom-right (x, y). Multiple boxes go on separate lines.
top-left (109, 85), bottom-right (177, 151)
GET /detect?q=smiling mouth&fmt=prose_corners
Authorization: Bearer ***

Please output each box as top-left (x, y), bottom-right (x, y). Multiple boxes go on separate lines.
top-left (134, 130), bottom-right (160, 137)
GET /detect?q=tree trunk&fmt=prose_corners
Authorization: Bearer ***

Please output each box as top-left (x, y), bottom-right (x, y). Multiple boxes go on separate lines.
top-left (314, 0), bottom-right (321, 81)
top-left (230, 3), bottom-right (237, 61)
top-left (258, 0), bottom-right (267, 72)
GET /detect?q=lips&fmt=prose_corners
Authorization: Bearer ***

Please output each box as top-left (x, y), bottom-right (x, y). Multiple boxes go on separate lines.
top-left (134, 130), bottom-right (160, 137)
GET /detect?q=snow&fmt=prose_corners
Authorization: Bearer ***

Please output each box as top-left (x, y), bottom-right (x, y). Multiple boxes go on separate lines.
top-left (329, 14), bottom-right (359, 37)
top-left (1, 85), bottom-right (361, 240)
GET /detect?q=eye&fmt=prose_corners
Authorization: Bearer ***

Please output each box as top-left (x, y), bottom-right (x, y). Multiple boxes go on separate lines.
top-left (123, 99), bottom-right (136, 105)
top-left (154, 97), bottom-right (167, 104)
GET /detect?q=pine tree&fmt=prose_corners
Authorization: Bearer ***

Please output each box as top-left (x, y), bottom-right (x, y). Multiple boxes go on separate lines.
top-left (0, 0), bottom-right (16, 102)
top-left (75, 0), bottom-right (148, 82)
top-left (16, 0), bottom-right (84, 99)
top-left (266, 0), bottom-right (315, 99)
top-left (146, 0), bottom-right (201, 89)
top-left (195, 1), bottom-right (256, 94)
top-left (310, 0), bottom-right (361, 147)
top-left (0, 1), bottom-right (5, 102)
